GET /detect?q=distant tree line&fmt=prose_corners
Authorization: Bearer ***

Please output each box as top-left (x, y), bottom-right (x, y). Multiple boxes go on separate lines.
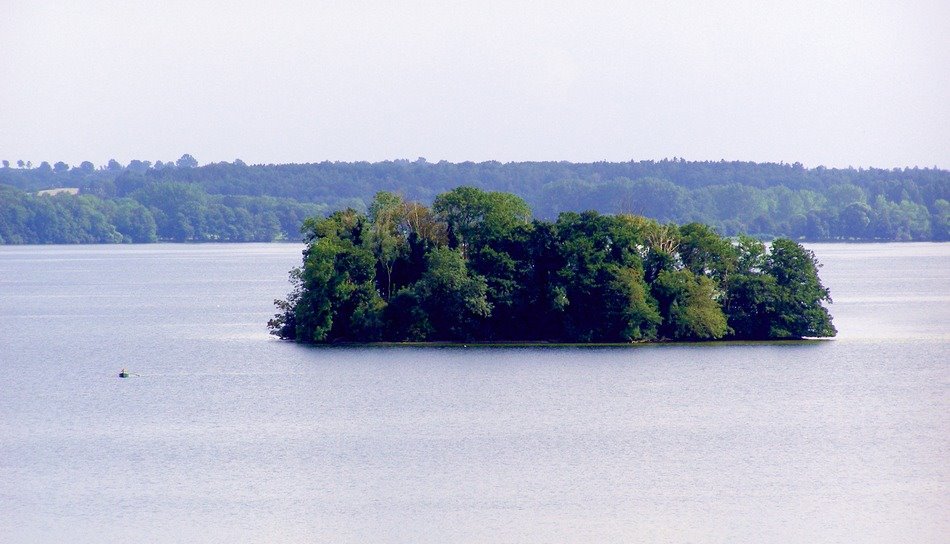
top-left (0, 156), bottom-right (322, 243)
top-left (269, 188), bottom-right (836, 343)
top-left (1, 155), bottom-right (947, 243)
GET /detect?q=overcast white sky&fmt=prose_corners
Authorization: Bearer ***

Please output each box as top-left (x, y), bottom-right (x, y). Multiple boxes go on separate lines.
top-left (1, 0), bottom-right (947, 168)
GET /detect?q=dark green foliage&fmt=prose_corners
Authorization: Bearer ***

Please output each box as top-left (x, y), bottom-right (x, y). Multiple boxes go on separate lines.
top-left (678, 222), bottom-right (737, 282)
top-left (653, 269), bottom-right (728, 340)
top-left (602, 265), bottom-right (662, 341)
top-left (383, 289), bottom-right (432, 341)
top-left (270, 188), bottom-right (836, 343)
top-left (551, 211), bottom-right (664, 342)
top-left (723, 238), bottom-right (836, 339)
top-left (413, 247), bottom-right (492, 341)
top-left (762, 239), bottom-right (836, 338)
top-left (287, 210), bottom-right (384, 342)
top-left (724, 273), bottom-right (777, 339)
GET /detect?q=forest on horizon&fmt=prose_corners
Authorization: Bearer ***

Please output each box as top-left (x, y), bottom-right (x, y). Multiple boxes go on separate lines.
top-left (0, 156), bottom-right (947, 244)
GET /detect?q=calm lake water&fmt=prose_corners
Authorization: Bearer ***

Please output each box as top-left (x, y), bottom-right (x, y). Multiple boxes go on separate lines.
top-left (0, 243), bottom-right (947, 543)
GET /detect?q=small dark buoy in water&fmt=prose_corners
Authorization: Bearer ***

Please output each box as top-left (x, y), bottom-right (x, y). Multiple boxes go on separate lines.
top-left (119, 369), bottom-right (129, 378)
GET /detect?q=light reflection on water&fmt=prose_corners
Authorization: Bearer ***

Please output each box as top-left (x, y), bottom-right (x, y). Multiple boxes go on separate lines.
top-left (0, 242), bottom-right (947, 543)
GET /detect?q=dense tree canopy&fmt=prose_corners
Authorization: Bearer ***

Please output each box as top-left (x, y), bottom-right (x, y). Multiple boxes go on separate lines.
top-left (270, 188), bottom-right (836, 343)
top-left (1, 156), bottom-right (947, 243)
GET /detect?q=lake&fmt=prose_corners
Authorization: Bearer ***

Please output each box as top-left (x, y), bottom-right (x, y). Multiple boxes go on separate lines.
top-left (0, 243), bottom-right (947, 543)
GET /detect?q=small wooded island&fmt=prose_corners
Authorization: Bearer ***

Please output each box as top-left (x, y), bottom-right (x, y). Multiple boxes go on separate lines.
top-left (269, 187), bottom-right (835, 343)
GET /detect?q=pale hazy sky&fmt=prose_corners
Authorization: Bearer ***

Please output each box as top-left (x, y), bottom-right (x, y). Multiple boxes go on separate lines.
top-left (1, 0), bottom-right (947, 168)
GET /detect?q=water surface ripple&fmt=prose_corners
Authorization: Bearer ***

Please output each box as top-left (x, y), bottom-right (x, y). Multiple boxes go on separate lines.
top-left (0, 243), bottom-right (947, 543)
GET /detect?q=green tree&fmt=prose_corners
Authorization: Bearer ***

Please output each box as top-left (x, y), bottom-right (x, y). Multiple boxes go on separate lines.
top-left (553, 211), bottom-right (660, 342)
top-left (176, 154), bottom-right (199, 169)
top-left (725, 272), bottom-right (777, 339)
top-left (412, 247), bottom-right (491, 341)
top-left (678, 222), bottom-right (737, 284)
top-left (111, 200), bottom-right (158, 242)
top-left (725, 238), bottom-right (835, 339)
top-left (932, 199), bottom-right (949, 241)
top-left (270, 210), bottom-right (383, 342)
top-left (366, 191), bottom-right (408, 300)
top-left (825, 183), bottom-right (866, 211)
top-left (433, 186), bottom-right (530, 256)
top-left (762, 239), bottom-right (836, 338)
top-left (383, 288), bottom-right (432, 341)
top-left (839, 202), bottom-right (873, 238)
top-left (653, 269), bottom-right (728, 340)
top-left (604, 265), bottom-right (661, 341)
